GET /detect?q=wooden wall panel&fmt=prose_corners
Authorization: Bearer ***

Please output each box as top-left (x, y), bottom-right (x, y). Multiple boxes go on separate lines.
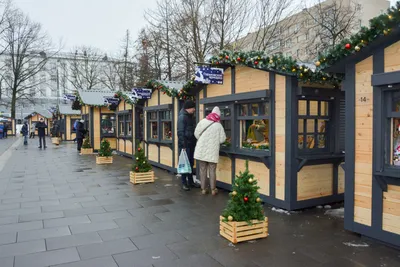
top-left (160, 146), bottom-right (173, 167)
top-left (93, 108), bottom-right (101, 150)
top-left (148, 91), bottom-right (159, 107)
top-left (384, 40), bottom-right (400, 72)
top-left (275, 75), bottom-right (286, 200)
top-left (235, 159), bottom-right (270, 196)
top-left (66, 116), bottom-right (71, 140)
top-left (354, 56), bottom-right (373, 226)
top-left (199, 89), bottom-right (204, 100)
top-left (118, 101), bottom-right (125, 111)
top-left (126, 140), bottom-right (133, 155)
top-left (148, 144), bottom-right (159, 162)
top-left (100, 107), bottom-right (113, 114)
top-left (105, 138), bottom-right (117, 150)
top-left (297, 164), bottom-right (333, 201)
top-left (216, 157), bottom-right (232, 185)
top-left (118, 139), bottom-right (125, 153)
top-left (338, 165), bottom-right (345, 194)
top-left (207, 68), bottom-right (231, 97)
top-left (235, 66), bottom-right (269, 93)
top-left (383, 185), bottom-right (400, 235)
top-left (160, 93), bottom-right (172, 105)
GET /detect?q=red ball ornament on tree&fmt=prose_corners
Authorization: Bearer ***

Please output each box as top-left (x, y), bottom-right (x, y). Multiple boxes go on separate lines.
top-left (237, 57), bottom-right (241, 61)
top-left (244, 196), bottom-right (249, 202)
top-left (254, 61), bottom-right (259, 65)
top-left (225, 55), bottom-right (229, 59)
top-left (114, 94), bottom-right (118, 98)
top-left (345, 43), bottom-right (351, 50)
top-left (135, 167), bottom-right (139, 171)
top-left (138, 147), bottom-right (141, 152)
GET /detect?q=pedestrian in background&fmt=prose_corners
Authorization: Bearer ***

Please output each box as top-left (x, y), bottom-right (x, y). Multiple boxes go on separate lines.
top-left (194, 106), bottom-right (226, 195)
top-left (30, 123), bottom-right (35, 139)
top-left (3, 123), bottom-right (7, 138)
top-left (76, 119), bottom-right (86, 152)
top-left (177, 100), bottom-right (200, 191)
top-left (21, 121), bottom-right (29, 145)
top-left (36, 118), bottom-right (47, 149)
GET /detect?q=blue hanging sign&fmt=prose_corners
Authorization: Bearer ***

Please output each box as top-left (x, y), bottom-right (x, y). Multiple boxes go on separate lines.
top-left (194, 66), bottom-right (224, 84)
top-left (103, 97), bottom-right (119, 105)
top-left (63, 94), bottom-right (76, 101)
top-left (132, 88), bottom-right (152, 99)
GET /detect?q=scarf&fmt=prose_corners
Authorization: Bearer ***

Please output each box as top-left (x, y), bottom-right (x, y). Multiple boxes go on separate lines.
top-left (206, 112), bottom-right (220, 122)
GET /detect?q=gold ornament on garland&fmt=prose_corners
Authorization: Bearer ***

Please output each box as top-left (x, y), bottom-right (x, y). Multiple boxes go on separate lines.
top-left (248, 178), bottom-right (253, 183)
top-left (228, 215), bottom-right (233, 221)
top-left (355, 46), bottom-right (361, 52)
top-left (315, 61), bottom-right (321, 67)
top-left (256, 198), bottom-right (261, 203)
top-left (232, 191), bottom-right (237, 196)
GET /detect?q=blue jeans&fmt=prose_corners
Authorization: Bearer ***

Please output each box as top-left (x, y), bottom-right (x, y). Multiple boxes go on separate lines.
top-left (24, 135), bottom-right (28, 145)
top-left (180, 146), bottom-right (195, 185)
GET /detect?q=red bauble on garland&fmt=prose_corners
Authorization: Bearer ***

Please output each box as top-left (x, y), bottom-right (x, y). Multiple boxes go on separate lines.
top-left (138, 147), bottom-right (141, 152)
top-left (254, 61), bottom-right (259, 65)
top-left (237, 57), bottom-right (241, 61)
top-left (345, 43), bottom-right (351, 50)
top-left (244, 196), bottom-right (249, 202)
top-left (225, 55), bottom-right (229, 59)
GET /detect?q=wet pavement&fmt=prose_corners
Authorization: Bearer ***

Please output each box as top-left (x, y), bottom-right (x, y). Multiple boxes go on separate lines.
top-left (0, 136), bottom-right (19, 156)
top-left (0, 139), bottom-right (399, 267)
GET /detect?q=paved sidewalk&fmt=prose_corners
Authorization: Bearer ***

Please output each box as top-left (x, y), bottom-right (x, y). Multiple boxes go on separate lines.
top-left (0, 136), bottom-right (19, 156)
top-left (0, 141), bottom-right (398, 267)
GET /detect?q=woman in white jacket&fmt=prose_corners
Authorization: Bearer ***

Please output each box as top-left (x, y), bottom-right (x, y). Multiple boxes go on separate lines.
top-left (194, 106), bottom-right (226, 195)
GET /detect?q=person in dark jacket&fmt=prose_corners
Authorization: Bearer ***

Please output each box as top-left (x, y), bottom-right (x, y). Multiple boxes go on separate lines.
top-left (76, 119), bottom-right (86, 152)
top-left (3, 123), bottom-right (7, 138)
top-left (21, 121), bottom-right (29, 145)
top-left (178, 100), bottom-right (200, 191)
top-left (36, 118), bottom-right (47, 149)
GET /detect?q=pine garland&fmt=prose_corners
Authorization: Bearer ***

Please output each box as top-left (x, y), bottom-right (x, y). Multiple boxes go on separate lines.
top-left (208, 51), bottom-right (343, 86)
top-left (114, 91), bottom-right (138, 106)
top-left (145, 79), bottom-right (196, 100)
top-left (317, 1), bottom-right (400, 70)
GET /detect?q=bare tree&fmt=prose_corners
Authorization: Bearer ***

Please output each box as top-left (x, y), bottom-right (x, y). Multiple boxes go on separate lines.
top-left (1, 8), bottom-right (56, 118)
top-left (303, 0), bottom-right (360, 59)
top-left (66, 46), bottom-right (104, 90)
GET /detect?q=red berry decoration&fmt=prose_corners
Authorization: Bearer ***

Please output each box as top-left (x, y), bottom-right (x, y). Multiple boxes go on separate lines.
top-left (254, 61), bottom-right (258, 65)
top-left (237, 57), bottom-right (241, 61)
top-left (135, 167), bottom-right (139, 171)
top-left (345, 43), bottom-right (351, 50)
top-left (244, 196), bottom-right (249, 202)
top-left (114, 94), bottom-right (118, 98)
top-left (138, 147), bottom-right (141, 152)
top-left (225, 55), bottom-right (229, 59)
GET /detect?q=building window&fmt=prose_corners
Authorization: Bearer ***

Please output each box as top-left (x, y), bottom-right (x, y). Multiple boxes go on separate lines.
top-left (118, 114), bottom-right (132, 137)
top-left (118, 115), bottom-right (125, 137)
top-left (238, 102), bottom-right (270, 151)
top-left (100, 114), bottom-right (116, 137)
top-left (160, 110), bottom-right (172, 141)
top-left (148, 111), bottom-right (158, 140)
top-left (385, 90), bottom-right (400, 166)
top-left (298, 99), bottom-right (330, 153)
top-left (127, 114), bottom-right (132, 136)
top-left (205, 105), bottom-right (232, 148)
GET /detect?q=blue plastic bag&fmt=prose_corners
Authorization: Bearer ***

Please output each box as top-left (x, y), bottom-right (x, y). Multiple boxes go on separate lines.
top-left (178, 150), bottom-right (192, 174)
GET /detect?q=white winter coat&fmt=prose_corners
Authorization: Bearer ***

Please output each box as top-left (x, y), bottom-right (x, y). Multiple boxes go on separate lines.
top-left (194, 118), bottom-right (226, 164)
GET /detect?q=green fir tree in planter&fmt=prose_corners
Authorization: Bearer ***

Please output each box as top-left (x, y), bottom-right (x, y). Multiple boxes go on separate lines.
top-left (82, 136), bottom-right (92, 149)
top-left (98, 139), bottom-right (112, 157)
top-left (132, 145), bottom-right (152, 172)
top-left (222, 160), bottom-right (265, 223)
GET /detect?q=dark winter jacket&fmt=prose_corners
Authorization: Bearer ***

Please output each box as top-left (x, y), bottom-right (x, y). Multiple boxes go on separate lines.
top-left (76, 122), bottom-right (86, 139)
top-left (36, 121), bottom-right (47, 137)
top-left (177, 109), bottom-right (196, 150)
top-left (21, 123), bottom-right (28, 136)
top-left (51, 121), bottom-right (60, 137)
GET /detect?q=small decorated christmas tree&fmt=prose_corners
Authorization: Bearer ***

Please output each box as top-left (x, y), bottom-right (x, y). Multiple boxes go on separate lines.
top-left (98, 139), bottom-right (112, 157)
top-left (222, 160), bottom-right (264, 222)
top-left (132, 145), bottom-right (152, 173)
top-left (82, 136), bottom-right (91, 149)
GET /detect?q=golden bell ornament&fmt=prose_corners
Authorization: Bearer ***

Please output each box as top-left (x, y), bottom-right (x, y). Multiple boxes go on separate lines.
top-left (228, 216), bottom-right (233, 221)
top-left (315, 61), bottom-right (321, 67)
top-left (256, 197), bottom-right (261, 203)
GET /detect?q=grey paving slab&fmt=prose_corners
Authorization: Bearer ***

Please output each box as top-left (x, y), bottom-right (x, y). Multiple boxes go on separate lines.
top-left (59, 196), bottom-right (96, 204)
top-left (2, 197), bottom-right (40, 204)
top-left (39, 193), bottom-right (75, 200)
top-left (88, 210), bottom-right (132, 222)
top-left (19, 211), bottom-right (65, 222)
top-left (49, 256), bottom-right (118, 267)
top-left (69, 221), bottom-right (119, 234)
top-left (0, 221), bottom-right (43, 234)
top-left (113, 246), bottom-right (178, 267)
top-left (46, 232), bottom-right (103, 250)
top-left (14, 247), bottom-right (80, 267)
top-left (0, 216), bottom-right (18, 225)
top-left (42, 203), bottom-right (83, 212)
top-left (98, 225), bottom-right (151, 241)
top-left (44, 215), bottom-right (90, 228)
top-left (153, 253), bottom-right (223, 267)
top-left (0, 233), bottom-right (16, 246)
top-left (0, 256), bottom-right (14, 267)
top-left (21, 200), bottom-right (61, 208)
top-left (77, 238), bottom-right (138, 260)
top-left (130, 231), bottom-right (187, 249)
top-left (0, 207), bottom-right (42, 217)
top-left (63, 206), bottom-right (106, 217)
top-left (0, 203), bottom-right (21, 211)
top-left (0, 240), bottom-right (46, 258)
top-left (17, 226), bottom-right (71, 242)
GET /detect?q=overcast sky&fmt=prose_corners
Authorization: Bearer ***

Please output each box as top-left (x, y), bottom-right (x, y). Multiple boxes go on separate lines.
top-left (13, 0), bottom-right (398, 55)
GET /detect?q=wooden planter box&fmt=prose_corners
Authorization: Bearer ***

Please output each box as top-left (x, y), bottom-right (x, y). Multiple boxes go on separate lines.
top-left (130, 171), bottom-right (155, 184)
top-left (51, 137), bottom-right (60, 145)
top-left (96, 156), bottom-right (113, 165)
top-left (80, 148), bottom-right (93, 155)
top-left (219, 216), bottom-right (268, 244)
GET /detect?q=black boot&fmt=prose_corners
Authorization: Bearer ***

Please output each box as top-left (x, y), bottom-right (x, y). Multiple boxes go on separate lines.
top-left (182, 184), bottom-right (190, 191)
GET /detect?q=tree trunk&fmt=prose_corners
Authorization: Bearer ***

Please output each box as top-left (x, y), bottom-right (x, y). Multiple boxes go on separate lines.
top-left (11, 89), bottom-right (16, 119)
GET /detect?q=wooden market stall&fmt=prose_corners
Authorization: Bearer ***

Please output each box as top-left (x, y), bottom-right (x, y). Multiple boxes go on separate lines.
top-left (25, 110), bottom-right (53, 136)
top-left (143, 80), bottom-right (197, 172)
top-left (58, 105), bottom-right (81, 141)
top-left (320, 5), bottom-right (400, 247)
top-left (198, 52), bottom-right (345, 210)
top-left (0, 115), bottom-right (16, 136)
top-left (75, 89), bottom-right (118, 151)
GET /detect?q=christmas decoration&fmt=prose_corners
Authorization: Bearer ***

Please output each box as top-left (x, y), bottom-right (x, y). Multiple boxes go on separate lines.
top-left (222, 160), bottom-right (264, 222)
top-left (82, 136), bottom-right (92, 149)
top-left (355, 46), bottom-right (361, 52)
top-left (228, 216), bottom-right (233, 221)
top-left (145, 79), bottom-right (196, 100)
top-left (256, 198), bottom-right (261, 203)
top-left (98, 139), bottom-right (112, 157)
top-left (132, 145), bottom-right (152, 173)
top-left (209, 50), bottom-right (342, 86)
top-left (248, 178), bottom-right (253, 183)
top-left (114, 91), bottom-right (138, 106)
top-left (345, 43), bottom-right (351, 49)
top-left (317, 2), bottom-right (400, 70)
